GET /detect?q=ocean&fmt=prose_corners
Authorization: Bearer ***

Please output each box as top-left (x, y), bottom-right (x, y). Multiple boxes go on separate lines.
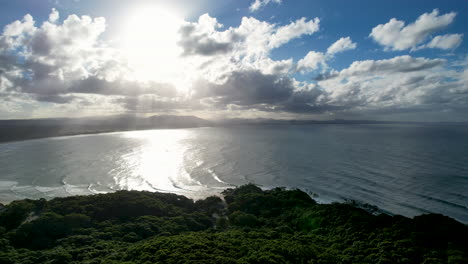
top-left (0, 124), bottom-right (467, 223)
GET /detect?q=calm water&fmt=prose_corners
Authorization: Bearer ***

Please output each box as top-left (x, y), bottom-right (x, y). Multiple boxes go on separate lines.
top-left (0, 124), bottom-right (467, 223)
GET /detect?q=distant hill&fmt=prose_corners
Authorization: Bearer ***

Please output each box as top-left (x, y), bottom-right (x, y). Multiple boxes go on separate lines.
top-left (215, 118), bottom-right (394, 125)
top-left (1, 115), bottom-right (466, 143)
top-left (145, 115), bottom-right (212, 128)
top-left (0, 115), bottom-right (212, 143)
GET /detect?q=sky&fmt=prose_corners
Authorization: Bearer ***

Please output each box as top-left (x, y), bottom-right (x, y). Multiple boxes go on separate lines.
top-left (0, 0), bottom-right (467, 121)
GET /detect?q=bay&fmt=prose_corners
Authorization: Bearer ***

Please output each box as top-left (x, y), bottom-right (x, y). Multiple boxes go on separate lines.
top-left (1, 124), bottom-right (467, 223)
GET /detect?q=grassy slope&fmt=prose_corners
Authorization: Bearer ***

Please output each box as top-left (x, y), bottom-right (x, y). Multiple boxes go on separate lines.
top-left (0, 185), bottom-right (467, 264)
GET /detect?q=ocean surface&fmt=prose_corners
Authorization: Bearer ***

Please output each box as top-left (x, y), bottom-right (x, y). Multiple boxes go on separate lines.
top-left (0, 124), bottom-right (467, 223)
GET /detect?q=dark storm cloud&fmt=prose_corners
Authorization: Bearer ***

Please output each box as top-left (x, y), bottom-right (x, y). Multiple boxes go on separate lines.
top-left (192, 69), bottom-right (331, 113)
top-left (280, 89), bottom-right (337, 113)
top-left (111, 70), bottom-right (331, 114)
top-left (194, 70), bottom-right (294, 105)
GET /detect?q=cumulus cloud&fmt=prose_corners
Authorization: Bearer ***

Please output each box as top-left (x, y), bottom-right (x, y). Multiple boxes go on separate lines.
top-left (178, 14), bottom-right (238, 56)
top-left (0, 14), bottom-right (36, 52)
top-left (49, 8), bottom-right (59, 23)
top-left (194, 70), bottom-right (294, 106)
top-left (0, 9), bottom-right (182, 117)
top-left (127, 52), bottom-right (467, 117)
top-left (0, 9), bottom-right (174, 97)
top-left (2, 14), bottom-right (36, 37)
top-left (1, 9), bottom-right (319, 117)
top-left (268, 17), bottom-right (320, 49)
top-left (177, 14), bottom-right (319, 85)
top-left (0, 11), bottom-right (113, 97)
top-left (249, 0), bottom-right (282, 12)
top-left (316, 55), bottom-right (468, 116)
top-left (192, 69), bottom-right (327, 113)
top-left (297, 51), bottom-right (326, 72)
top-left (296, 37), bottom-right (356, 73)
top-left (424, 34), bottom-right (463, 50)
top-left (326, 37), bottom-right (357, 55)
top-left (370, 9), bottom-right (458, 51)
top-left (178, 14), bottom-right (319, 59)
top-left (0, 8), bottom-right (466, 120)
top-left (323, 55), bottom-right (445, 79)
top-left (257, 58), bottom-right (294, 75)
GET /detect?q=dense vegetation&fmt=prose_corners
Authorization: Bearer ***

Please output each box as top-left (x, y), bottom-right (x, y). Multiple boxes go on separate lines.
top-left (0, 184), bottom-right (466, 263)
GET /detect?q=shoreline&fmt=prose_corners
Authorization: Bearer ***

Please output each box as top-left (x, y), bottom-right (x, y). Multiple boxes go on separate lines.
top-left (1, 185), bottom-right (466, 225)
top-left (0, 126), bottom-right (211, 145)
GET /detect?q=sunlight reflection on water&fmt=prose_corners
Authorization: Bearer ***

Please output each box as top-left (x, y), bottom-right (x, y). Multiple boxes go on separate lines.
top-left (114, 129), bottom-right (209, 196)
top-left (1, 125), bottom-right (467, 223)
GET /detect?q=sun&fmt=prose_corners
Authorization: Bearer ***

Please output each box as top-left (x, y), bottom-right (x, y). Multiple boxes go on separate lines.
top-left (120, 5), bottom-right (184, 83)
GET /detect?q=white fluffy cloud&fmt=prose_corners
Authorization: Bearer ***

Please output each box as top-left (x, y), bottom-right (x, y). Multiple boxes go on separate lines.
top-left (177, 14), bottom-right (319, 84)
top-left (0, 9), bottom-right (180, 118)
top-left (370, 9), bottom-right (459, 51)
top-left (0, 8), bottom-right (466, 120)
top-left (297, 51), bottom-right (326, 72)
top-left (268, 17), bottom-right (320, 49)
top-left (179, 14), bottom-right (319, 58)
top-left (296, 36), bottom-right (356, 73)
top-left (1, 12), bottom-right (109, 88)
top-left (1, 14), bottom-right (36, 52)
top-left (327, 37), bottom-right (357, 55)
top-left (0, 9), bottom-right (324, 117)
top-left (178, 14), bottom-right (233, 56)
top-left (316, 55), bottom-right (467, 116)
top-left (249, 0), bottom-right (282, 12)
top-left (329, 55), bottom-right (445, 78)
top-left (49, 8), bottom-right (59, 23)
top-left (425, 34), bottom-right (463, 50)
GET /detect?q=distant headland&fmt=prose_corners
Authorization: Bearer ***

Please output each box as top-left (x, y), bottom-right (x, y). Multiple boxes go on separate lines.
top-left (1, 115), bottom-right (466, 143)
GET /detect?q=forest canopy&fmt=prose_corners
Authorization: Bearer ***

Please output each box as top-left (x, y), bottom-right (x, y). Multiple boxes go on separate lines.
top-left (0, 184), bottom-right (467, 263)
